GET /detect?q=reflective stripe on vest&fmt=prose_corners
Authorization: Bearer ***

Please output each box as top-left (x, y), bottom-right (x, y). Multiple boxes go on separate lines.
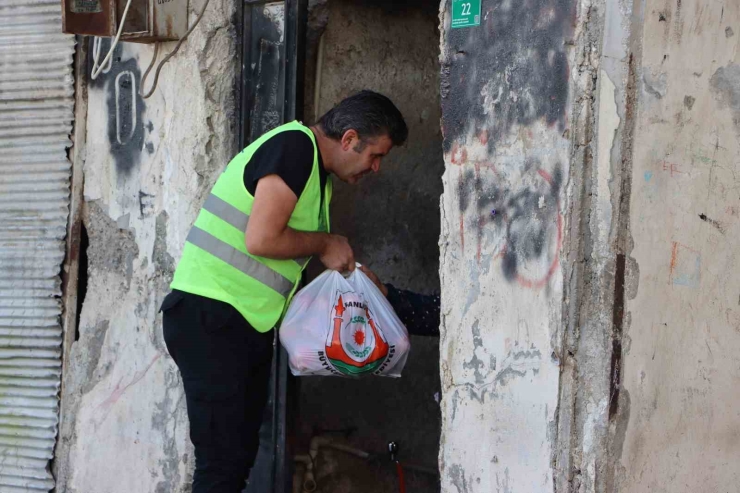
top-left (199, 192), bottom-right (309, 264)
top-left (186, 226), bottom-right (294, 296)
top-left (202, 194), bottom-right (248, 231)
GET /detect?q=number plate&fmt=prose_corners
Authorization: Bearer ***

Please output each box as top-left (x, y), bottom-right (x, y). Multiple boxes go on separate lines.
top-left (451, 0), bottom-right (481, 29)
top-left (72, 0), bottom-right (102, 13)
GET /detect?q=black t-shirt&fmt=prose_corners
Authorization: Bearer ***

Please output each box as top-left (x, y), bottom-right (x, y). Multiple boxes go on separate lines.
top-left (243, 130), bottom-right (328, 201)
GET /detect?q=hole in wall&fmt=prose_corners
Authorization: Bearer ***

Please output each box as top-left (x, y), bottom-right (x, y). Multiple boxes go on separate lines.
top-left (74, 222), bottom-right (89, 342)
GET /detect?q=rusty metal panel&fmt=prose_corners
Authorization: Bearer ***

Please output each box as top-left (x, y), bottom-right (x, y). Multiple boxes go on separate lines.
top-left (0, 0), bottom-right (75, 491)
top-left (62, 0), bottom-right (116, 37)
top-left (117, 0), bottom-right (148, 34)
top-left (63, 0), bottom-right (187, 41)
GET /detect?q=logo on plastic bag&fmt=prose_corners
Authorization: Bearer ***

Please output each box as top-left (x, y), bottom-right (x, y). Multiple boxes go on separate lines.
top-left (322, 290), bottom-right (390, 376)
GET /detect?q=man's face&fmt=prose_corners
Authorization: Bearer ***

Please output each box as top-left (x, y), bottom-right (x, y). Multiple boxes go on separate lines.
top-left (335, 131), bottom-right (394, 185)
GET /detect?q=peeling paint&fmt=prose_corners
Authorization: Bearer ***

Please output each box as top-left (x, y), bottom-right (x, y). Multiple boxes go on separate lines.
top-left (596, 70), bottom-right (620, 248)
top-left (56, 0), bottom-right (239, 490)
top-left (643, 71), bottom-right (667, 99)
top-left (449, 463), bottom-right (470, 493)
top-left (439, 1), bottom-right (572, 490)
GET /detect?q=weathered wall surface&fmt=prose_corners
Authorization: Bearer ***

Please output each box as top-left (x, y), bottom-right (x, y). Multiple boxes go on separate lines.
top-left (554, 0), bottom-right (638, 489)
top-left (54, 0), bottom-right (238, 490)
top-left (616, 0), bottom-right (740, 491)
top-left (297, 2), bottom-right (443, 492)
top-left (439, 0), bottom-right (740, 489)
top-left (438, 0), bottom-right (575, 491)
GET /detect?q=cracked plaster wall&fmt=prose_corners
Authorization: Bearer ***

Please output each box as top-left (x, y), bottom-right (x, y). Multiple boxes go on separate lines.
top-left (438, 0), bottom-right (576, 491)
top-left (54, 0), bottom-right (238, 491)
top-left (616, 0), bottom-right (740, 491)
top-left (439, 0), bottom-right (740, 492)
top-left (297, 2), bottom-right (443, 492)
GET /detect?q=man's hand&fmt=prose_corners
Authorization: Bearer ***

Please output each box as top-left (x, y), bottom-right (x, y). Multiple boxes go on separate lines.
top-left (320, 235), bottom-right (355, 272)
top-left (359, 265), bottom-right (388, 296)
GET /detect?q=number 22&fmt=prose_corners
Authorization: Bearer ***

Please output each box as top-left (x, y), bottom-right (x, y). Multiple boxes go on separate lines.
top-left (461, 2), bottom-right (471, 15)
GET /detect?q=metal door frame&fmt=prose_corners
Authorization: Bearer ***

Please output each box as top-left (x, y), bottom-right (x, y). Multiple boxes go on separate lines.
top-left (238, 1), bottom-right (308, 491)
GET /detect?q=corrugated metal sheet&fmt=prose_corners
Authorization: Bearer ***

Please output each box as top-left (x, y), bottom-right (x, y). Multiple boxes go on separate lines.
top-left (0, 0), bottom-right (75, 490)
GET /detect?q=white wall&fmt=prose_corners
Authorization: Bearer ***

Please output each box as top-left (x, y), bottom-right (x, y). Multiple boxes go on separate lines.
top-left (438, 0), bottom-right (740, 491)
top-left (618, 0), bottom-right (740, 491)
top-left (54, 1), bottom-right (237, 490)
top-left (437, 0), bottom-right (576, 490)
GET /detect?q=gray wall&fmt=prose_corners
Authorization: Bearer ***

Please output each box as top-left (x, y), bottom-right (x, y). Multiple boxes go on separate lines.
top-left (54, 0), bottom-right (239, 490)
top-left (297, 1), bottom-right (443, 492)
top-left (54, 0), bottom-right (740, 491)
top-left (617, 0), bottom-right (740, 490)
top-left (438, 0), bottom-right (740, 492)
top-left (437, 0), bottom-right (574, 488)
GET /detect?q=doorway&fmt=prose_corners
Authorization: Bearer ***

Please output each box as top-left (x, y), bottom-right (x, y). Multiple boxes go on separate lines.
top-left (296, 1), bottom-right (443, 491)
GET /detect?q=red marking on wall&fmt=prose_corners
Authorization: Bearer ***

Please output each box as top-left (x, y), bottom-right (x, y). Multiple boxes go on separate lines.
top-left (450, 143), bottom-right (469, 166)
top-left (451, 143), bottom-right (461, 165)
top-left (669, 241), bottom-right (679, 280)
top-left (493, 244), bottom-right (507, 261)
top-left (538, 168), bottom-right (554, 184)
top-left (97, 354), bottom-right (161, 421)
top-left (475, 162), bottom-right (482, 264)
top-left (479, 130), bottom-right (489, 146)
top-left (516, 168), bottom-right (562, 290)
top-left (516, 199), bottom-right (563, 290)
top-left (668, 241), bottom-right (702, 288)
top-left (661, 160), bottom-right (682, 176)
top-left (459, 168), bottom-right (465, 250)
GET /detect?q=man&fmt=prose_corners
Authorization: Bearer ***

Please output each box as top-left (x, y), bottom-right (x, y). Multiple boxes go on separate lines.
top-left (160, 91), bottom-right (408, 492)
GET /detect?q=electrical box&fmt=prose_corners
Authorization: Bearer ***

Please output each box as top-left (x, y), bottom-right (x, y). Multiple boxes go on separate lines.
top-left (61, 0), bottom-right (188, 42)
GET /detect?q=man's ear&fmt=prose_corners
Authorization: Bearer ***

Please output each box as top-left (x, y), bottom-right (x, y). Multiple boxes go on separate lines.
top-left (340, 129), bottom-right (359, 151)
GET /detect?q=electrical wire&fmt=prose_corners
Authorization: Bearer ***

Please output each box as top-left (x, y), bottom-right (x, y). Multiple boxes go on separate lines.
top-left (140, 41), bottom-right (160, 93)
top-left (91, 0), bottom-right (133, 80)
top-left (140, 0), bottom-right (212, 99)
top-left (91, 37), bottom-right (113, 76)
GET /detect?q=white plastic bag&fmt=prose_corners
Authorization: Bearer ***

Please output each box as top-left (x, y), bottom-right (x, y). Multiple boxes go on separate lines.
top-left (279, 265), bottom-right (410, 377)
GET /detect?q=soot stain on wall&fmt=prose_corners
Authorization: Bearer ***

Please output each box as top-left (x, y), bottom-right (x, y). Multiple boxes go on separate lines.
top-left (458, 160), bottom-right (564, 288)
top-left (441, 0), bottom-right (575, 152)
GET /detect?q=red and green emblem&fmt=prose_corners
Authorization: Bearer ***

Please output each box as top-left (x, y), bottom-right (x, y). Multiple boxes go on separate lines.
top-left (324, 291), bottom-right (389, 376)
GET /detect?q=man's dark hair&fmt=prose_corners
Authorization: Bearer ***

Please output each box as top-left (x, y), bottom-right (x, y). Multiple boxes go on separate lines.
top-left (317, 90), bottom-right (408, 147)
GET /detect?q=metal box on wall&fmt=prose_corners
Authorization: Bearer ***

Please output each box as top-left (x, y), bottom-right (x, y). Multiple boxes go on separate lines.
top-left (61, 0), bottom-right (188, 42)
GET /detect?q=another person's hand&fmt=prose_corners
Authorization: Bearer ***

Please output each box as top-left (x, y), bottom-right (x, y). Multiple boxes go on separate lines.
top-left (320, 234), bottom-right (355, 272)
top-left (359, 265), bottom-right (388, 296)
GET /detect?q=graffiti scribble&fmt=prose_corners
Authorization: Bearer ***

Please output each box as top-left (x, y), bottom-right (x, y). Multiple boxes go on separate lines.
top-left (459, 159), bottom-right (563, 288)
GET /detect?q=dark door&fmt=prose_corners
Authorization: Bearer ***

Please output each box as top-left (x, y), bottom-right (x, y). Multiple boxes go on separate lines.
top-left (239, 1), bottom-right (307, 492)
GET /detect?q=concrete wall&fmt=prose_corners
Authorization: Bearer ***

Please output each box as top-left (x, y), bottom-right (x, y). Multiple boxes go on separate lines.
top-left (617, 0), bottom-right (740, 491)
top-left (54, 0), bottom-right (238, 490)
top-left (51, 0), bottom-right (740, 491)
top-left (297, 2), bottom-right (443, 492)
top-left (437, 0), bottom-right (575, 491)
top-left (438, 0), bottom-right (740, 492)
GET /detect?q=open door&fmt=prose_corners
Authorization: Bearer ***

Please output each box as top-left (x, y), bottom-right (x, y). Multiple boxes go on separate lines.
top-left (239, 1), bottom-right (307, 492)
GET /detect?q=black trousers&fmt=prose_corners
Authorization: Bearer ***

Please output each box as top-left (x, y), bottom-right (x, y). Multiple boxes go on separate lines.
top-left (161, 290), bottom-right (274, 493)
